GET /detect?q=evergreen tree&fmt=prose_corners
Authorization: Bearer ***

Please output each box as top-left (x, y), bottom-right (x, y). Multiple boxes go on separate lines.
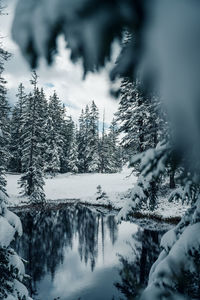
top-left (67, 121), bottom-right (79, 173)
top-left (77, 109), bottom-right (86, 173)
top-left (9, 83), bottom-right (27, 172)
top-left (60, 115), bottom-right (75, 173)
top-left (87, 101), bottom-right (100, 172)
top-left (45, 91), bottom-right (65, 175)
top-left (107, 118), bottom-right (122, 173)
top-left (0, 25), bottom-right (30, 298)
top-left (118, 78), bottom-right (167, 156)
top-left (0, 50), bottom-right (11, 176)
top-left (116, 78), bottom-right (167, 209)
top-left (83, 104), bottom-right (90, 172)
top-left (39, 87), bottom-right (49, 163)
top-left (78, 102), bottom-right (100, 173)
top-left (116, 79), bottom-right (150, 157)
top-left (19, 71), bottom-right (46, 203)
top-left (77, 106), bottom-right (91, 173)
top-left (117, 77), bottom-right (175, 190)
top-left (99, 110), bottom-right (108, 173)
top-left (45, 114), bottom-right (61, 176)
top-left (0, 47), bottom-right (10, 201)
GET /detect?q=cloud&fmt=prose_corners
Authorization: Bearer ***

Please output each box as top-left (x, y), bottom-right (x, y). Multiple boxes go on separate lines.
top-left (0, 0), bottom-right (119, 124)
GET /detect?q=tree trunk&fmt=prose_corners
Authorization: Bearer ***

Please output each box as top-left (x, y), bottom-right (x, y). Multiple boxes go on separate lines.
top-left (169, 169), bottom-right (175, 189)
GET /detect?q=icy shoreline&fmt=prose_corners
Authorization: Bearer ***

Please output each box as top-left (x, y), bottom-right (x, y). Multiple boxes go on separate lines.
top-left (8, 198), bottom-right (183, 225)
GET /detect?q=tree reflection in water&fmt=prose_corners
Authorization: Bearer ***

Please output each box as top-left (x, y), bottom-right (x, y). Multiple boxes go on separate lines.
top-left (115, 228), bottom-right (165, 300)
top-left (13, 205), bottom-right (118, 297)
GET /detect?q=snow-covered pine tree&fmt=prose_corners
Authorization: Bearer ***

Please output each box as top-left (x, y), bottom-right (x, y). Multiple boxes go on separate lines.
top-left (9, 83), bottom-right (27, 172)
top-left (0, 49), bottom-right (11, 176)
top-left (87, 101), bottom-right (100, 172)
top-left (60, 114), bottom-right (74, 173)
top-left (99, 133), bottom-right (114, 173)
top-left (107, 118), bottom-right (122, 173)
top-left (98, 111), bottom-right (122, 173)
top-left (0, 190), bottom-right (31, 300)
top-left (39, 87), bottom-right (49, 164)
top-left (77, 105), bottom-right (91, 173)
top-left (45, 91), bottom-right (65, 175)
top-left (45, 114), bottom-right (61, 176)
top-left (0, 21), bottom-right (31, 298)
top-left (99, 110), bottom-right (108, 173)
top-left (67, 121), bottom-right (79, 173)
top-left (116, 78), bottom-right (158, 158)
top-left (59, 103), bottom-right (70, 172)
top-left (77, 109), bottom-right (86, 173)
top-left (19, 71), bottom-right (45, 203)
top-left (77, 102), bottom-right (101, 173)
top-left (116, 77), bottom-right (167, 209)
top-left (82, 104), bottom-right (90, 172)
top-left (0, 41), bottom-right (10, 201)
top-left (117, 31), bottom-right (166, 156)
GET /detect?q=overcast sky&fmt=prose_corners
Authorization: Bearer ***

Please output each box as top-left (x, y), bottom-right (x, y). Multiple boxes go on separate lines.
top-left (0, 0), bottom-right (119, 125)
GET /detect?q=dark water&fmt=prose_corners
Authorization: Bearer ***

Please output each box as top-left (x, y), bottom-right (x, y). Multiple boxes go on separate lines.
top-left (14, 205), bottom-right (167, 300)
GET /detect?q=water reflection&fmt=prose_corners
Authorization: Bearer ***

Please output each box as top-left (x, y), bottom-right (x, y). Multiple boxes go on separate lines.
top-left (13, 205), bottom-right (165, 300)
top-left (115, 228), bottom-right (165, 299)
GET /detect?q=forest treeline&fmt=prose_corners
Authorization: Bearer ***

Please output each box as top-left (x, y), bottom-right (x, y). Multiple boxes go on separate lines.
top-left (0, 69), bottom-right (175, 204)
top-left (0, 71), bottom-right (124, 201)
top-left (9, 72), bottom-right (123, 175)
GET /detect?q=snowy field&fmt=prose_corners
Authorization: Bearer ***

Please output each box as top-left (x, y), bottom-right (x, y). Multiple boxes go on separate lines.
top-left (6, 167), bottom-right (189, 220)
top-left (6, 167), bottom-right (135, 205)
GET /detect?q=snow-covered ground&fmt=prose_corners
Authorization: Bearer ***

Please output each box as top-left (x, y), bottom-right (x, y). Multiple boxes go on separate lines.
top-left (6, 167), bottom-right (135, 206)
top-left (6, 167), bottom-right (190, 220)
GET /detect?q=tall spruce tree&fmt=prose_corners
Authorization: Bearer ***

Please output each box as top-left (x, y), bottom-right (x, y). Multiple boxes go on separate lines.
top-left (45, 91), bottom-right (65, 175)
top-left (0, 22), bottom-right (30, 298)
top-left (116, 78), bottom-right (166, 158)
top-left (67, 121), bottom-right (79, 173)
top-left (0, 43), bottom-right (10, 201)
top-left (107, 118), bottom-right (122, 173)
top-left (116, 79), bottom-right (147, 157)
top-left (116, 78), bottom-right (167, 209)
top-left (60, 114), bottom-right (74, 173)
top-left (77, 102), bottom-right (100, 173)
top-left (87, 101), bottom-right (100, 172)
top-left (77, 109), bottom-right (86, 172)
top-left (99, 110), bottom-right (108, 173)
top-left (98, 117), bottom-right (122, 174)
top-left (45, 114), bottom-right (61, 176)
top-left (39, 87), bottom-right (49, 164)
top-left (19, 71), bottom-right (45, 203)
top-left (83, 104), bottom-right (90, 172)
top-left (9, 83), bottom-right (27, 172)
top-left (77, 105), bottom-right (91, 173)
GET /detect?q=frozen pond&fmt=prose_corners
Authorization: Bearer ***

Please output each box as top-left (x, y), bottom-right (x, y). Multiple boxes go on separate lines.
top-left (14, 205), bottom-right (167, 300)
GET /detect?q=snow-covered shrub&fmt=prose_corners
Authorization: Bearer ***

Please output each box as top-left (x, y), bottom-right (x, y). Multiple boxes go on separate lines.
top-left (141, 221), bottom-right (200, 299)
top-left (169, 180), bottom-right (200, 205)
top-left (118, 142), bottom-right (170, 219)
top-left (0, 202), bottom-right (31, 300)
top-left (96, 185), bottom-right (108, 201)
